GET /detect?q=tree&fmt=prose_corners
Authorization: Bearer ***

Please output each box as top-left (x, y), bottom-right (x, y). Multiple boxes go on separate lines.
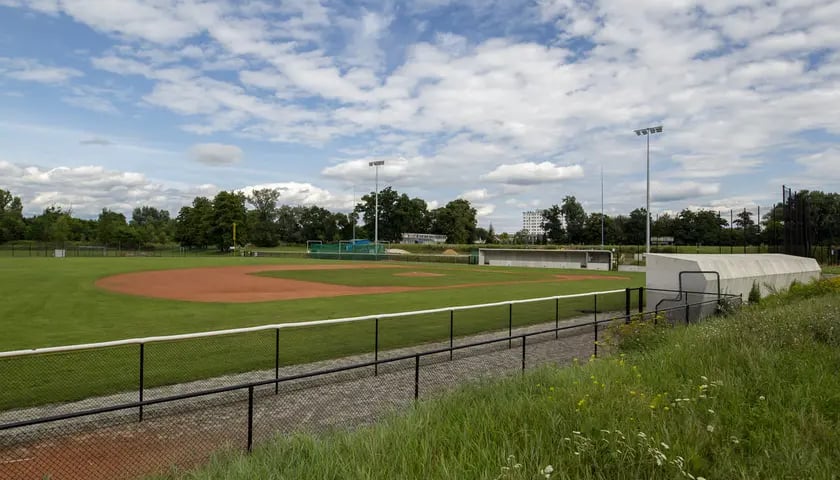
top-left (356, 187), bottom-right (426, 242)
top-left (0, 189), bottom-right (25, 243)
top-left (513, 229), bottom-right (530, 244)
top-left (246, 188), bottom-right (281, 247)
top-left (431, 199), bottom-right (477, 244)
top-left (131, 206), bottom-right (172, 245)
top-left (486, 223), bottom-right (497, 244)
top-left (175, 197), bottom-right (213, 248)
top-left (210, 191), bottom-right (247, 251)
top-left (560, 196), bottom-right (586, 244)
top-left (98, 209), bottom-right (129, 246)
top-left (582, 213), bottom-right (616, 245)
top-left (276, 205), bottom-right (305, 244)
top-left (623, 208), bottom-right (648, 245)
top-left (541, 205), bottom-right (565, 244)
top-left (733, 209), bottom-right (760, 245)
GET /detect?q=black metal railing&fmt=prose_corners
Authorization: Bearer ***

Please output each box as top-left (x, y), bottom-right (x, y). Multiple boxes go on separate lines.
top-left (0, 290), bottom-right (741, 480)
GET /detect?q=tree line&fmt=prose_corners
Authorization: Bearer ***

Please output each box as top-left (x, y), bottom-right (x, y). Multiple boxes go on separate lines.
top-left (1, 187), bottom-right (838, 250)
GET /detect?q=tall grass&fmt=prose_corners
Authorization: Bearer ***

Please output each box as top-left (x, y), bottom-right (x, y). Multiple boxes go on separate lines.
top-left (165, 281), bottom-right (840, 480)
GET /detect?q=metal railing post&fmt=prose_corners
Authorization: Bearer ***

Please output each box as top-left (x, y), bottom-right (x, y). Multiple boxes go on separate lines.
top-left (594, 317), bottom-right (598, 358)
top-left (508, 303), bottom-right (513, 349)
top-left (449, 310), bottom-right (454, 361)
top-left (247, 386), bottom-right (254, 452)
top-left (138, 343), bottom-right (144, 422)
top-left (684, 293), bottom-right (690, 324)
top-left (374, 318), bottom-right (379, 376)
top-left (521, 335), bottom-right (526, 372)
top-left (274, 329), bottom-right (280, 394)
top-left (414, 355), bottom-right (420, 400)
top-left (638, 287), bottom-right (645, 313)
top-left (625, 288), bottom-right (632, 323)
top-left (554, 297), bottom-right (559, 339)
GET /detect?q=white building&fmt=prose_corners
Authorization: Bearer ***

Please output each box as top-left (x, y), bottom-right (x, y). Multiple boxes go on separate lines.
top-left (522, 210), bottom-right (545, 236)
top-left (401, 232), bottom-right (448, 244)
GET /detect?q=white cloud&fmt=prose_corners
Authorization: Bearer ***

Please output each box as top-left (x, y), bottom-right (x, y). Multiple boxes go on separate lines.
top-left (459, 188), bottom-right (492, 202)
top-left (79, 137), bottom-right (113, 146)
top-left (239, 182), bottom-right (352, 210)
top-left (482, 162), bottom-right (584, 185)
top-left (0, 57), bottom-right (82, 84)
top-left (189, 143), bottom-right (244, 166)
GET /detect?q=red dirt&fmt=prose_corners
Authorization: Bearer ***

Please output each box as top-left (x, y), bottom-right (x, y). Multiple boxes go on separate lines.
top-left (554, 274), bottom-right (630, 281)
top-left (96, 264), bottom-right (419, 303)
top-left (95, 264), bottom-right (632, 303)
top-left (393, 272), bottom-right (446, 277)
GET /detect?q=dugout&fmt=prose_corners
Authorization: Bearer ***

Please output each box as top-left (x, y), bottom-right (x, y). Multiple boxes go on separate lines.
top-left (477, 249), bottom-right (613, 270)
top-left (646, 253), bottom-right (821, 322)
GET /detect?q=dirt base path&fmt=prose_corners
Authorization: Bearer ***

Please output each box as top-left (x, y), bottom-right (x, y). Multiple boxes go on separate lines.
top-left (96, 264), bottom-right (630, 303)
top-left (95, 264), bottom-right (420, 303)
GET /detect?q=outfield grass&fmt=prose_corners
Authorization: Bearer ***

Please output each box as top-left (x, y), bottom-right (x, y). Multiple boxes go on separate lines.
top-left (0, 257), bottom-right (642, 410)
top-left (161, 283), bottom-right (840, 480)
top-left (822, 265), bottom-right (840, 275)
top-left (254, 264), bottom-right (599, 287)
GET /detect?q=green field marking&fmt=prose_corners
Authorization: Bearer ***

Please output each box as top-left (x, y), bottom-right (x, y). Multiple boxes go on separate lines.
top-left (0, 257), bottom-right (642, 410)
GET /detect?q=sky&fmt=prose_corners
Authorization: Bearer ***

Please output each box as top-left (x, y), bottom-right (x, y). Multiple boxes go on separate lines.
top-left (0, 0), bottom-right (838, 233)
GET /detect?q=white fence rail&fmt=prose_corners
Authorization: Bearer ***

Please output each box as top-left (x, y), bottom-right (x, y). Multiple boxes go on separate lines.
top-left (0, 289), bottom-right (626, 358)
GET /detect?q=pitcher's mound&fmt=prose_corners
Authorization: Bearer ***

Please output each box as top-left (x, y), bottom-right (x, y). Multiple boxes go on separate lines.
top-left (394, 272), bottom-right (446, 277)
top-left (442, 249), bottom-right (459, 255)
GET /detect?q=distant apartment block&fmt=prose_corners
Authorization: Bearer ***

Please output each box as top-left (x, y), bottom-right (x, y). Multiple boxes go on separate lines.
top-left (522, 210), bottom-right (545, 236)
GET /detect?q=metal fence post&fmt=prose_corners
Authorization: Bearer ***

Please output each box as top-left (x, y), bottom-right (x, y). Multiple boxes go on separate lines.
top-left (247, 386), bottom-right (254, 452)
top-left (274, 329), bottom-right (280, 394)
top-left (374, 318), bottom-right (380, 376)
top-left (414, 355), bottom-right (420, 401)
top-left (684, 293), bottom-right (690, 324)
top-left (638, 287), bottom-right (644, 314)
top-left (139, 343), bottom-right (145, 422)
top-left (449, 310), bottom-right (454, 361)
top-left (625, 288), bottom-right (632, 323)
top-left (521, 335), bottom-right (526, 372)
top-left (508, 303), bottom-right (513, 349)
top-left (554, 297), bottom-right (559, 339)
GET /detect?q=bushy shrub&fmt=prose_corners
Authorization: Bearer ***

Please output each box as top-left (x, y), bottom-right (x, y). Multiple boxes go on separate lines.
top-left (748, 281), bottom-right (762, 304)
top-left (604, 313), bottom-right (668, 352)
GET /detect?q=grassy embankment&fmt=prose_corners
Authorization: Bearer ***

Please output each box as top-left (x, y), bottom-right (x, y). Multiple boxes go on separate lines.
top-left (0, 257), bottom-right (640, 410)
top-left (166, 278), bottom-right (840, 480)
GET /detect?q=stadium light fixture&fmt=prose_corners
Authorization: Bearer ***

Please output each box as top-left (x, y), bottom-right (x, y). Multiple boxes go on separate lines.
top-left (368, 160), bottom-right (385, 253)
top-left (633, 125), bottom-right (663, 255)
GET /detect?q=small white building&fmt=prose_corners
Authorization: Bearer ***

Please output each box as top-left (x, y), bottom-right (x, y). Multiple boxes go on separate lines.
top-left (401, 233), bottom-right (448, 244)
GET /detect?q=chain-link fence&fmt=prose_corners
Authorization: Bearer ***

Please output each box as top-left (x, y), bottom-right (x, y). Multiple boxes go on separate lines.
top-left (0, 287), bottom-right (739, 480)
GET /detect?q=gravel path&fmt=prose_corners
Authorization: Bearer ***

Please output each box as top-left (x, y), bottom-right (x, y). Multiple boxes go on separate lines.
top-left (0, 312), bottom-right (621, 480)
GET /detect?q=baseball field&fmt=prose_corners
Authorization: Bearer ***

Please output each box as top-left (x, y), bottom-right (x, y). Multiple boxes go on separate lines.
top-left (0, 256), bottom-right (644, 410)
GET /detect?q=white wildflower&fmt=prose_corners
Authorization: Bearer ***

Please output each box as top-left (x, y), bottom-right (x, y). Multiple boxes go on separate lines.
top-left (706, 425), bottom-right (715, 433)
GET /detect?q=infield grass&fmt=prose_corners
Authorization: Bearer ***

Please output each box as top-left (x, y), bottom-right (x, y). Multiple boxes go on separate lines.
top-left (0, 257), bottom-right (642, 410)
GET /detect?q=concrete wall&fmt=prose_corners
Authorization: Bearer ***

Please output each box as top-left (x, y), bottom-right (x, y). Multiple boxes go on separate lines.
top-left (646, 254), bottom-right (821, 322)
top-left (477, 249), bottom-right (612, 270)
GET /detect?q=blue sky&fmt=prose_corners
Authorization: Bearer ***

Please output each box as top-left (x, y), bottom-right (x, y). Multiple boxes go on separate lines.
top-left (0, 0), bottom-right (838, 233)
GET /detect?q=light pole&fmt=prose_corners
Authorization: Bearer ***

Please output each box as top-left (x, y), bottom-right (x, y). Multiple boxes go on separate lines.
top-left (600, 165), bottom-right (605, 249)
top-left (369, 160), bottom-right (385, 253)
top-left (633, 125), bottom-right (663, 254)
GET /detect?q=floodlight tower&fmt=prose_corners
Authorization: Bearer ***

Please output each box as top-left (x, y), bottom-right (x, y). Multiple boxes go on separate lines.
top-left (368, 160), bottom-right (385, 252)
top-left (633, 125), bottom-right (663, 254)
